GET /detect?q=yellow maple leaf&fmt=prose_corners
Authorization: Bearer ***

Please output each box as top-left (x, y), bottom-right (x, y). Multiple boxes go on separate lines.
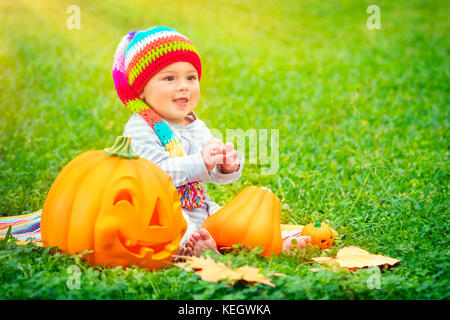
top-left (311, 256), bottom-right (335, 264)
top-left (173, 255), bottom-right (283, 287)
top-left (235, 265), bottom-right (276, 287)
top-left (308, 246), bottom-right (399, 271)
top-left (197, 264), bottom-right (240, 283)
top-left (173, 255), bottom-right (218, 272)
top-left (310, 257), bottom-right (348, 272)
top-left (336, 246), bottom-right (399, 269)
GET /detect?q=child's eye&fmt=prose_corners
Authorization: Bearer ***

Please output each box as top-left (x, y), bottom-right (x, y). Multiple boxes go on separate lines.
top-left (164, 76), bottom-right (175, 81)
top-left (188, 75), bottom-right (197, 81)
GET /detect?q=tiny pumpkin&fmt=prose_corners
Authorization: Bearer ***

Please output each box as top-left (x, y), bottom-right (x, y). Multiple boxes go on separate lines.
top-left (202, 186), bottom-right (282, 257)
top-left (301, 221), bottom-right (335, 249)
top-left (41, 136), bottom-right (187, 270)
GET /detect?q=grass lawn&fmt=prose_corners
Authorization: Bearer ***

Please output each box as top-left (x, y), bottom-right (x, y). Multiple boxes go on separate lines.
top-left (0, 0), bottom-right (448, 299)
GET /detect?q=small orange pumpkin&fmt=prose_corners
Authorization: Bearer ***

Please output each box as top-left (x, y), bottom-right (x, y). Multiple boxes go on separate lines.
top-left (202, 186), bottom-right (282, 257)
top-left (301, 222), bottom-right (335, 249)
top-left (41, 136), bottom-right (187, 270)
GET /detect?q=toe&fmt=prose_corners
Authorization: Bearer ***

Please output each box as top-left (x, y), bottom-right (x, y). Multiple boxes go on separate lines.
top-left (298, 239), bottom-right (306, 248)
top-left (191, 232), bottom-right (200, 241)
top-left (302, 236), bottom-right (311, 243)
top-left (198, 228), bottom-right (211, 240)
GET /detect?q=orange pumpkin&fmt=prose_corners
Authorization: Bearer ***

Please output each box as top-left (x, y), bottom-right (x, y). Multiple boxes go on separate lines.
top-left (41, 136), bottom-right (187, 270)
top-left (301, 222), bottom-right (335, 249)
top-left (202, 186), bottom-right (282, 257)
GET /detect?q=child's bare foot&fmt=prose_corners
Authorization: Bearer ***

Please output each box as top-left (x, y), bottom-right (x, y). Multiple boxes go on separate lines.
top-left (282, 235), bottom-right (312, 254)
top-left (185, 228), bottom-right (219, 256)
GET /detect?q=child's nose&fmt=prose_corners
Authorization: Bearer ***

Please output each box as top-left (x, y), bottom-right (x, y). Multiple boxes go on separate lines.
top-left (176, 79), bottom-right (189, 91)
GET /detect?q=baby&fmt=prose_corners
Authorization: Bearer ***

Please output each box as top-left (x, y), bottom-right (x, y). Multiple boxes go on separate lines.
top-left (112, 26), bottom-right (310, 258)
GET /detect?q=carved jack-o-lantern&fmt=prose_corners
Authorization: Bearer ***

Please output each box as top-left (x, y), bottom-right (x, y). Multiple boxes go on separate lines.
top-left (41, 136), bottom-right (187, 270)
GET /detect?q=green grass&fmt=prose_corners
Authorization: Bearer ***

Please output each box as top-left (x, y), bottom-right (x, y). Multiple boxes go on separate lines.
top-left (0, 0), bottom-right (448, 299)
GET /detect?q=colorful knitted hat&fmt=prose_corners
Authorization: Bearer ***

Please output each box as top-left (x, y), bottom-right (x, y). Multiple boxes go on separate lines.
top-left (112, 26), bottom-right (206, 210)
top-left (113, 26), bottom-right (202, 114)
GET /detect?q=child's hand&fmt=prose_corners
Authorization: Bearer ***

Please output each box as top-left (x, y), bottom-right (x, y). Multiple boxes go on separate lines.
top-left (202, 138), bottom-right (226, 171)
top-left (202, 138), bottom-right (240, 173)
top-left (219, 142), bottom-right (239, 174)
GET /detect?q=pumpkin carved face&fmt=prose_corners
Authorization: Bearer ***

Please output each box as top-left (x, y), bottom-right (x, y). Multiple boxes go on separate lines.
top-left (41, 136), bottom-right (187, 270)
top-left (301, 222), bottom-right (335, 249)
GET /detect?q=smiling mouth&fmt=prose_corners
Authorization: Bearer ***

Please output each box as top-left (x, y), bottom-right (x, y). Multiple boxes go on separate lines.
top-left (173, 98), bottom-right (189, 106)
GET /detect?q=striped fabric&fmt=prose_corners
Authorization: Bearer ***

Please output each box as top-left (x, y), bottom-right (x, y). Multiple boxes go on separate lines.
top-left (0, 210), bottom-right (42, 243)
top-left (280, 224), bottom-right (304, 239)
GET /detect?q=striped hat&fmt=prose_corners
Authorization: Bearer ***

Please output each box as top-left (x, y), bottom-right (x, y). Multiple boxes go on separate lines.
top-left (112, 26), bottom-right (202, 113)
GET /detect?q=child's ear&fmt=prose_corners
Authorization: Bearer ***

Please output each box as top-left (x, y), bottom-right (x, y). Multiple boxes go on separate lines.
top-left (139, 92), bottom-right (144, 100)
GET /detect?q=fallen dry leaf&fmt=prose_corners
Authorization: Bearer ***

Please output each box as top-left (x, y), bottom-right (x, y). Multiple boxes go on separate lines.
top-left (337, 246), bottom-right (399, 269)
top-left (310, 257), bottom-right (349, 272)
top-left (307, 246), bottom-right (399, 271)
top-left (173, 254), bottom-right (218, 272)
top-left (173, 255), bottom-right (283, 287)
top-left (198, 264), bottom-right (241, 283)
top-left (234, 265), bottom-right (276, 287)
top-left (311, 256), bottom-right (335, 264)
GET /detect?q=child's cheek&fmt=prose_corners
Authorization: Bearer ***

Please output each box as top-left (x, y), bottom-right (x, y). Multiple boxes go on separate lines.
top-left (192, 86), bottom-right (200, 100)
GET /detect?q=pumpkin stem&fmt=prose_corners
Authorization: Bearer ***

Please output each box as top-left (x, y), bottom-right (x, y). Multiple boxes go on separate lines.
top-left (103, 136), bottom-right (139, 159)
top-left (314, 221), bottom-right (322, 228)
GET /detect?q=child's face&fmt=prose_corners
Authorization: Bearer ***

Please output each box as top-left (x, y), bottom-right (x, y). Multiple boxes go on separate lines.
top-left (139, 62), bottom-right (200, 126)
